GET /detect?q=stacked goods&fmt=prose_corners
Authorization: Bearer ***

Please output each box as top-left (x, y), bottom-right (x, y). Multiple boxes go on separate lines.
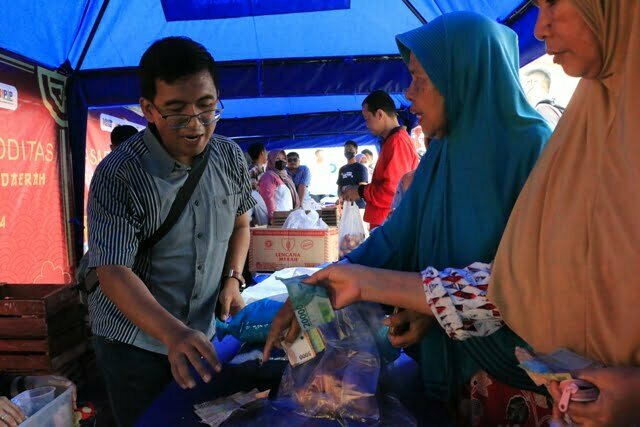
top-left (0, 284), bottom-right (89, 375)
top-left (272, 207), bottom-right (340, 228)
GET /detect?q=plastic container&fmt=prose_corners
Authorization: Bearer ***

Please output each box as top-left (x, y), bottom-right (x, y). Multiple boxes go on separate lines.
top-left (17, 387), bottom-right (73, 427)
top-left (11, 386), bottom-right (56, 417)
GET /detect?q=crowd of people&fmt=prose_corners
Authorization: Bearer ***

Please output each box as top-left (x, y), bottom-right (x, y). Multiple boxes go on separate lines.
top-left (244, 90), bottom-right (420, 229)
top-left (29, 1), bottom-right (636, 426)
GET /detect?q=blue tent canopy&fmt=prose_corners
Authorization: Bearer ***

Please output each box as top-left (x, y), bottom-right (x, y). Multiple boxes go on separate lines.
top-left (1, 0), bottom-right (543, 150)
top-left (0, 0), bottom-right (543, 256)
top-left (2, 1), bottom-right (542, 134)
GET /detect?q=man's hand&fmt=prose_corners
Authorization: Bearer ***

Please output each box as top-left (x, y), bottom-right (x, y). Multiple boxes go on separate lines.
top-left (262, 300), bottom-right (299, 363)
top-left (548, 367), bottom-right (640, 426)
top-left (218, 279), bottom-right (245, 321)
top-left (384, 309), bottom-right (435, 348)
top-left (342, 185), bottom-right (361, 202)
top-left (164, 325), bottom-right (221, 389)
top-left (0, 397), bottom-right (25, 427)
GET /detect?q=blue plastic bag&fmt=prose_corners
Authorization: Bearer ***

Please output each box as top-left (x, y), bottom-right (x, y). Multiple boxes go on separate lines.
top-left (216, 295), bottom-right (287, 344)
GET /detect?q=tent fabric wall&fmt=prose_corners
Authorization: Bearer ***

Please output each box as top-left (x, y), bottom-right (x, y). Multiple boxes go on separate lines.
top-left (0, 53), bottom-right (74, 283)
top-left (75, 56), bottom-right (411, 107)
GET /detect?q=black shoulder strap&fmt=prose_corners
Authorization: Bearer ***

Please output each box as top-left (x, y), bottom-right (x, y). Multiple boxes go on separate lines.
top-left (139, 146), bottom-right (210, 251)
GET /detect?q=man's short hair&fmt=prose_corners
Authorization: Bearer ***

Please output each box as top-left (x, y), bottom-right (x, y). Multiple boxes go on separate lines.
top-left (315, 149), bottom-right (323, 156)
top-left (287, 151), bottom-right (300, 159)
top-left (247, 143), bottom-right (265, 161)
top-left (525, 69), bottom-right (552, 93)
top-left (110, 125), bottom-right (138, 147)
top-left (362, 90), bottom-right (397, 117)
top-left (139, 37), bottom-right (218, 101)
top-left (361, 149), bottom-right (373, 157)
top-left (344, 140), bottom-right (358, 150)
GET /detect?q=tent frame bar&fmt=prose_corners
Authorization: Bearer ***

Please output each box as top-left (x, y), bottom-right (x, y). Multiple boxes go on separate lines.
top-left (401, 0), bottom-right (427, 24)
top-left (75, 0), bottom-right (111, 71)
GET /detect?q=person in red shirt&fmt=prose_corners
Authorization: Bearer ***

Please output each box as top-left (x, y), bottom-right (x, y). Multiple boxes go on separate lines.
top-left (343, 90), bottom-right (419, 228)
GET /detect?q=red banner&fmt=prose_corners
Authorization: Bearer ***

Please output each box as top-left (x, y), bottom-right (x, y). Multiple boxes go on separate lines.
top-left (0, 53), bottom-right (74, 284)
top-left (83, 107), bottom-right (145, 252)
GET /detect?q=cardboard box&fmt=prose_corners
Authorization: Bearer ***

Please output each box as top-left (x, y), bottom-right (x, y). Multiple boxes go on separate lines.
top-left (249, 227), bottom-right (339, 272)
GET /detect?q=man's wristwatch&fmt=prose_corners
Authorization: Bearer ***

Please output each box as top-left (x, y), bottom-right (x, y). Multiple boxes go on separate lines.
top-left (222, 269), bottom-right (247, 291)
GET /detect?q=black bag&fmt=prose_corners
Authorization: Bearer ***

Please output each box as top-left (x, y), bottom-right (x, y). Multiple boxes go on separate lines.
top-left (77, 147), bottom-right (210, 294)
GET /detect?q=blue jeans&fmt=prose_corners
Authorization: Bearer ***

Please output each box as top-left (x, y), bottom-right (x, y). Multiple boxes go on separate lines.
top-left (93, 336), bottom-right (173, 427)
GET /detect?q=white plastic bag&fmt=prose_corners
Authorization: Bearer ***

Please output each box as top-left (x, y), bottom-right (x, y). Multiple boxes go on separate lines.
top-left (338, 202), bottom-right (368, 258)
top-left (283, 209), bottom-right (328, 230)
top-left (301, 198), bottom-right (322, 211)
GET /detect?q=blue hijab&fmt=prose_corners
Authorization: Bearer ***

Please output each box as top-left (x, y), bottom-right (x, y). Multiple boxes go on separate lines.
top-left (347, 12), bottom-right (551, 399)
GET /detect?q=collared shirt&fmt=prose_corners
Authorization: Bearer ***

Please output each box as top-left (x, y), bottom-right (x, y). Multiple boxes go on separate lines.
top-left (87, 128), bottom-right (254, 354)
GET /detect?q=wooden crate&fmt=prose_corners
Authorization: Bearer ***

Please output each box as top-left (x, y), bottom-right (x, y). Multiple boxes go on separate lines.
top-left (0, 341), bottom-right (89, 373)
top-left (0, 284), bottom-right (88, 373)
top-left (0, 284), bottom-right (79, 317)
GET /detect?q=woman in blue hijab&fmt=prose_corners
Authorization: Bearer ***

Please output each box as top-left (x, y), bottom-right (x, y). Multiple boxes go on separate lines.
top-left (265, 10), bottom-right (551, 414)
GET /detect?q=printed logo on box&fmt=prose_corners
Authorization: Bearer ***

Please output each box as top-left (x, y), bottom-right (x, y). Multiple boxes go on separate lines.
top-left (300, 239), bottom-right (314, 250)
top-left (0, 82), bottom-right (18, 111)
top-left (264, 239), bottom-right (274, 250)
top-left (281, 238), bottom-right (295, 251)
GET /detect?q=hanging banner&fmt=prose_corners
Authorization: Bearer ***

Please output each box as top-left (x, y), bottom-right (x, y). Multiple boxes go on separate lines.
top-left (83, 107), bottom-right (145, 252)
top-left (0, 53), bottom-right (73, 284)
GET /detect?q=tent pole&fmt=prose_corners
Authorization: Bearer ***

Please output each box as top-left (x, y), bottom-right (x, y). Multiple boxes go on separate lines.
top-left (401, 0), bottom-right (427, 24)
top-left (502, 0), bottom-right (534, 26)
top-left (75, 0), bottom-right (111, 71)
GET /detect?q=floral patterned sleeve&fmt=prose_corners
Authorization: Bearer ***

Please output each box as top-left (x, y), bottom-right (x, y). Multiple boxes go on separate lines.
top-left (422, 262), bottom-right (504, 340)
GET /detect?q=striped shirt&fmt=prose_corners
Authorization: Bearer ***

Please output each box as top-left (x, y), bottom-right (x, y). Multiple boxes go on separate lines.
top-left (87, 128), bottom-right (254, 354)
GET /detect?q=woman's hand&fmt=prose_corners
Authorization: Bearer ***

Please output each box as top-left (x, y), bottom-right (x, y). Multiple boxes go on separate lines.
top-left (384, 309), bottom-right (435, 348)
top-left (0, 396), bottom-right (25, 427)
top-left (304, 264), bottom-right (372, 309)
top-left (549, 367), bottom-right (640, 426)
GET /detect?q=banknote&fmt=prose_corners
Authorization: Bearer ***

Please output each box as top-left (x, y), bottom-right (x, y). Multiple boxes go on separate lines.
top-left (307, 327), bottom-right (326, 353)
top-left (194, 389), bottom-right (267, 426)
top-left (280, 275), bottom-right (335, 331)
top-left (281, 326), bottom-right (326, 367)
top-left (515, 347), bottom-right (602, 386)
top-left (282, 329), bottom-right (317, 367)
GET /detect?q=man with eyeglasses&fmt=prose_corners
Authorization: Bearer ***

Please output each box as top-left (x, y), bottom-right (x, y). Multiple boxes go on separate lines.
top-left (86, 37), bottom-right (255, 426)
top-left (285, 152), bottom-right (312, 205)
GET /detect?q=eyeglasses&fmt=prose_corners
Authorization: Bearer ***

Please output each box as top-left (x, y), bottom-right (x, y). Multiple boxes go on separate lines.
top-left (151, 100), bottom-right (224, 129)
